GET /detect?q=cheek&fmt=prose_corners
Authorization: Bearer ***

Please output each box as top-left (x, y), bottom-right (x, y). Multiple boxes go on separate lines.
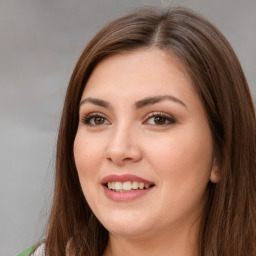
top-left (73, 132), bottom-right (103, 188)
top-left (73, 132), bottom-right (107, 216)
top-left (145, 124), bottom-right (213, 189)
top-left (147, 126), bottom-right (213, 221)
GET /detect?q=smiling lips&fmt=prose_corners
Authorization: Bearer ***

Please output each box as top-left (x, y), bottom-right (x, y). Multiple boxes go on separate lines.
top-left (107, 181), bottom-right (151, 192)
top-left (102, 174), bottom-right (155, 201)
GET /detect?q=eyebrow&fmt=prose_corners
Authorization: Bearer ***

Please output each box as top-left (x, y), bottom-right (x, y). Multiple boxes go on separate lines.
top-left (79, 95), bottom-right (187, 109)
top-left (135, 95), bottom-right (187, 109)
top-left (79, 97), bottom-right (111, 108)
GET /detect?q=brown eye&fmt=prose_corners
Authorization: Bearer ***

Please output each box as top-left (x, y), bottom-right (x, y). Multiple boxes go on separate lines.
top-left (82, 114), bottom-right (110, 126)
top-left (94, 117), bottom-right (105, 125)
top-left (144, 113), bottom-right (176, 126)
top-left (154, 116), bottom-right (167, 125)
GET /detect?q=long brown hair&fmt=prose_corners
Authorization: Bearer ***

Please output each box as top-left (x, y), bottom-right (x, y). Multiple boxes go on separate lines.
top-left (44, 7), bottom-right (256, 256)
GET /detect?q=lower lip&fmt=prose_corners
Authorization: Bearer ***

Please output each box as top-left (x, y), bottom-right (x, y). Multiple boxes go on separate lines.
top-left (103, 186), bottom-right (154, 201)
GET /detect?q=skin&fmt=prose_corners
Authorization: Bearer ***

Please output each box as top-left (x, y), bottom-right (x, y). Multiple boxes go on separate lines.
top-left (74, 48), bottom-right (219, 256)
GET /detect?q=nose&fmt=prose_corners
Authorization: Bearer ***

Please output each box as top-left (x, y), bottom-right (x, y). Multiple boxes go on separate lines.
top-left (105, 125), bottom-right (142, 166)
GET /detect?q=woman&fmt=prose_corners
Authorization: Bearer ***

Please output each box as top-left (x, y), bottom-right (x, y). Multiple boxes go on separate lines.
top-left (19, 6), bottom-right (256, 256)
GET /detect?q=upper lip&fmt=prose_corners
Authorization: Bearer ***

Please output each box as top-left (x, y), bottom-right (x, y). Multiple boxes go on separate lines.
top-left (101, 174), bottom-right (154, 185)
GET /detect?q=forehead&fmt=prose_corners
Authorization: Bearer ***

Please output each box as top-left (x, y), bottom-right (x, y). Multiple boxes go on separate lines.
top-left (82, 48), bottom-right (195, 103)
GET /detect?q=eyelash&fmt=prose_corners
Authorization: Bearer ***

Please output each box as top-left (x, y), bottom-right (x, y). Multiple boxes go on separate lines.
top-left (82, 112), bottom-right (110, 126)
top-left (143, 112), bottom-right (176, 126)
top-left (81, 112), bottom-right (176, 127)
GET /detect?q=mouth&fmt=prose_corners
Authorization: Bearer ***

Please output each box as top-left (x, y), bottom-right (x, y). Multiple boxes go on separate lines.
top-left (104, 181), bottom-right (154, 192)
top-left (101, 174), bottom-right (155, 196)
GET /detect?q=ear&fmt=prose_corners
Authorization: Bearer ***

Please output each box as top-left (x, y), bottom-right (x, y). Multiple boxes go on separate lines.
top-left (210, 158), bottom-right (221, 183)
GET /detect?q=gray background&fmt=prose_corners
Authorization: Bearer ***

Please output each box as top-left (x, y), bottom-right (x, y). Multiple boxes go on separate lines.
top-left (0, 0), bottom-right (255, 255)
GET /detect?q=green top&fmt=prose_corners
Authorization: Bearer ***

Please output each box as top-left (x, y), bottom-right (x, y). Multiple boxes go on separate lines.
top-left (17, 246), bottom-right (35, 256)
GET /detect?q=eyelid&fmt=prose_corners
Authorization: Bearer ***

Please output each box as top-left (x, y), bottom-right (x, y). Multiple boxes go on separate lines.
top-left (143, 111), bottom-right (176, 125)
top-left (81, 112), bottom-right (111, 126)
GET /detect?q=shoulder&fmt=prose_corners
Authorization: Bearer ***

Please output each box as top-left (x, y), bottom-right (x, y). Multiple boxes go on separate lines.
top-left (17, 243), bottom-right (45, 256)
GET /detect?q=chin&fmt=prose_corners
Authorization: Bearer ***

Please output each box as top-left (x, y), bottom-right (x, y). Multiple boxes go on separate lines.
top-left (107, 224), bottom-right (151, 239)
top-left (98, 212), bottom-right (154, 238)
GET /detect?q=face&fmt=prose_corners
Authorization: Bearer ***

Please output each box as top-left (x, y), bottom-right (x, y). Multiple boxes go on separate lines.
top-left (74, 48), bottom-right (218, 239)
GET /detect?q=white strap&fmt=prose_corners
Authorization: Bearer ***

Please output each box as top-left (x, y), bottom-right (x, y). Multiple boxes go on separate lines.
top-left (31, 243), bottom-right (45, 256)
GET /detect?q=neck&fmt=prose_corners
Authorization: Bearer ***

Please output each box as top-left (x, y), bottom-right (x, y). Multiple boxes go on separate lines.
top-left (103, 219), bottom-right (200, 256)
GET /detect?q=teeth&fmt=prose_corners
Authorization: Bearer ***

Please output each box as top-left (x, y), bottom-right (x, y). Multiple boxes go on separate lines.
top-left (107, 182), bottom-right (112, 189)
top-left (115, 182), bottom-right (122, 190)
top-left (123, 181), bottom-right (132, 191)
top-left (132, 181), bottom-right (139, 189)
top-left (107, 181), bottom-right (151, 191)
top-left (138, 182), bottom-right (144, 189)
